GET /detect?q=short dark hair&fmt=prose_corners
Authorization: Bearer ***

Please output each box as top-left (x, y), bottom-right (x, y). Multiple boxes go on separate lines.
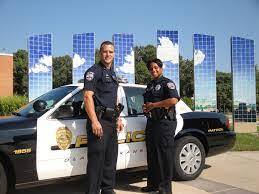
top-left (146, 58), bottom-right (163, 70)
top-left (99, 41), bottom-right (114, 52)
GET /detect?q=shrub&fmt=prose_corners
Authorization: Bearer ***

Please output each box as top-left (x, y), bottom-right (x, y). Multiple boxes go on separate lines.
top-left (0, 95), bottom-right (28, 116)
top-left (181, 97), bottom-right (194, 110)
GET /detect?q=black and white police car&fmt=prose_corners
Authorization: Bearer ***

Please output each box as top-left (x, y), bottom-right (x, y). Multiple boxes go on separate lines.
top-left (0, 83), bottom-right (236, 194)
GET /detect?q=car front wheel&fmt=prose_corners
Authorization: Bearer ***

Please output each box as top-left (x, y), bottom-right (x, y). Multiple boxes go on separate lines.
top-left (174, 136), bottom-right (205, 180)
top-left (0, 161), bottom-right (8, 194)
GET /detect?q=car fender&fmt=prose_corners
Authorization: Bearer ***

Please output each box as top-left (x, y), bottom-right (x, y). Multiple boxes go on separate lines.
top-left (174, 127), bottom-right (209, 155)
top-left (175, 114), bottom-right (184, 136)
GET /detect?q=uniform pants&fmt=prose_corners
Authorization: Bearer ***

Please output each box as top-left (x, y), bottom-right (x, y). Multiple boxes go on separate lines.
top-left (145, 119), bottom-right (176, 193)
top-left (86, 118), bottom-right (118, 194)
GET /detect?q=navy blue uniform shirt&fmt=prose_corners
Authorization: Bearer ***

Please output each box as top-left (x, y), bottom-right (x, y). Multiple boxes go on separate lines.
top-left (143, 75), bottom-right (180, 103)
top-left (84, 62), bottom-right (118, 109)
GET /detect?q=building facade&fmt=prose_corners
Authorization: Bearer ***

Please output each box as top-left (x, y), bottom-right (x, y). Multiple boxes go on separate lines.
top-left (0, 53), bottom-right (13, 96)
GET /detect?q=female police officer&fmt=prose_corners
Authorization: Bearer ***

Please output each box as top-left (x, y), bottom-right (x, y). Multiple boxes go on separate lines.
top-left (142, 58), bottom-right (180, 194)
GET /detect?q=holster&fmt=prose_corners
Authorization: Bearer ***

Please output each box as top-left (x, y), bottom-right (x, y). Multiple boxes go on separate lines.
top-left (150, 108), bottom-right (167, 120)
top-left (166, 107), bottom-right (176, 121)
top-left (95, 106), bottom-right (106, 120)
top-left (96, 103), bottom-right (124, 122)
top-left (114, 103), bottom-right (124, 119)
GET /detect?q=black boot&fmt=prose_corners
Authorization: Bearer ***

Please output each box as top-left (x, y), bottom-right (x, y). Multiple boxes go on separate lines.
top-left (141, 186), bottom-right (158, 192)
top-left (101, 189), bottom-right (116, 194)
top-left (158, 189), bottom-right (172, 194)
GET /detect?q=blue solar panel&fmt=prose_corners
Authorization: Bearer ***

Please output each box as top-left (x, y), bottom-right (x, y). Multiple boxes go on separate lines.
top-left (28, 34), bottom-right (52, 101)
top-left (231, 37), bottom-right (256, 123)
top-left (113, 33), bottom-right (135, 83)
top-left (73, 33), bottom-right (95, 84)
top-left (157, 30), bottom-right (180, 92)
top-left (193, 34), bottom-right (216, 112)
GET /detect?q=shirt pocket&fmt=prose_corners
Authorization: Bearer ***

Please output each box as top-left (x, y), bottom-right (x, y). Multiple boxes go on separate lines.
top-left (151, 89), bottom-right (163, 98)
top-left (101, 74), bottom-right (114, 92)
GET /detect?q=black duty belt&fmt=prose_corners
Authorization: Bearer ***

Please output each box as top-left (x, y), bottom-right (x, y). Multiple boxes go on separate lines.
top-left (95, 103), bottom-right (124, 122)
top-left (101, 108), bottom-right (116, 121)
top-left (145, 108), bottom-right (176, 121)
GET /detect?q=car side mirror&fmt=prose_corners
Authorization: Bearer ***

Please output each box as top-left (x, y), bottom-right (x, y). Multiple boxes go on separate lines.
top-left (33, 100), bottom-right (47, 112)
top-left (52, 104), bottom-right (74, 119)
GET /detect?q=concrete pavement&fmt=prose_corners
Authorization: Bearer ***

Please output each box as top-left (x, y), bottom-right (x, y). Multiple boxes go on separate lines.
top-left (113, 167), bottom-right (210, 194)
top-left (117, 152), bottom-right (259, 194)
top-left (114, 151), bottom-right (259, 194)
top-left (115, 182), bottom-right (210, 194)
top-left (114, 175), bottom-right (210, 194)
top-left (16, 151), bottom-right (259, 194)
top-left (199, 151), bottom-right (259, 193)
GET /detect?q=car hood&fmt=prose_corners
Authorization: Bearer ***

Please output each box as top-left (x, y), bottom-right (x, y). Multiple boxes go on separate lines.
top-left (0, 116), bottom-right (37, 131)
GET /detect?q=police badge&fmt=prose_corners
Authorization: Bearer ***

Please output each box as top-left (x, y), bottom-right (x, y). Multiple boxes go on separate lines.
top-left (56, 127), bottom-right (72, 150)
top-left (155, 84), bottom-right (161, 91)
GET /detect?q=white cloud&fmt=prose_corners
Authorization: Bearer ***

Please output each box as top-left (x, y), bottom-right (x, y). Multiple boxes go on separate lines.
top-left (29, 55), bottom-right (52, 74)
top-left (116, 49), bottom-right (134, 74)
top-left (194, 49), bottom-right (205, 66)
top-left (38, 55), bottom-right (52, 66)
top-left (157, 36), bottom-right (179, 65)
top-left (29, 63), bottom-right (50, 73)
top-left (73, 53), bottom-right (86, 68)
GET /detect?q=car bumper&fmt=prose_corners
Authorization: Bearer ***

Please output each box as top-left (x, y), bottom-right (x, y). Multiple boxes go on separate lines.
top-left (206, 130), bottom-right (236, 157)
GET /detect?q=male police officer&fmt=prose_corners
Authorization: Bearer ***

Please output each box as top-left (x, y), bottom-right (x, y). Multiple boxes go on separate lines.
top-left (142, 58), bottom-right (180, 194)
top-left (83, 41), bottom-right (123, 194)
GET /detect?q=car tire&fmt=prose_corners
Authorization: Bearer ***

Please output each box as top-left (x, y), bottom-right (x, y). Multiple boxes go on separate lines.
top-left (173, 136), bottom-right (205, 180)
top-left (0, 161), bottom-right (8, 194)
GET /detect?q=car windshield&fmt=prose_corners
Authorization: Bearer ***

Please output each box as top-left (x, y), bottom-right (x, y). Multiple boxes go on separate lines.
top-left (16, 86), bottom-right (77, 118)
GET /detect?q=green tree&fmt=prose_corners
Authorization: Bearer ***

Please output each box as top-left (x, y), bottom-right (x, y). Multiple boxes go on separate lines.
top-left (135, 45), bottom-right (156, 64)
top-left (134, 45), bottom-right (156, 84)
top-left (95, 49), bottom-right (100, 64)
top-left (182, 96), bottom-right (194, 110)
top-left (135, 61), bottom-right (151, 84)
top-left (179, 56), bottom-right (194, 98)
top-left (216, 71), bottom-right (232, 113)
top-left (53, 55), bottom-right (72, 88)
top-left (13, 49), bottom-right (28, 96)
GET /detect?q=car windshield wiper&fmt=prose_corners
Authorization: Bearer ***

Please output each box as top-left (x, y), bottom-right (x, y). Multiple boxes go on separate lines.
top-left (12, 112), bottom-right (22, 116)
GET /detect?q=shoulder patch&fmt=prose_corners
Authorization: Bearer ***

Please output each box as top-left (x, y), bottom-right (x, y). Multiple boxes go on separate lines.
top-left (86, 71), bottom-right (94, 81)
top-left (167, 82), bottom-right (176, 89)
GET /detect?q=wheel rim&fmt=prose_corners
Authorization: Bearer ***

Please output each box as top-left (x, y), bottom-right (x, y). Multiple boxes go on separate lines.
top-left (179, 143), bottom-right (202, 175)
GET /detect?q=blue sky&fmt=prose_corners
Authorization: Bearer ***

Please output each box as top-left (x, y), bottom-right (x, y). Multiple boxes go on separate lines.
top-left (0, 0), bottom-right (258, 72)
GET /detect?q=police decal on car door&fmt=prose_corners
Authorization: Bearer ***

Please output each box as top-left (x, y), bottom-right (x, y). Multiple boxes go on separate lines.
top-left (36, 90), bottom-right (87, 180)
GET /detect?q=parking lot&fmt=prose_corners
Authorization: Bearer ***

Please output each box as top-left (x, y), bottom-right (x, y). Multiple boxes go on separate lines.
top-left (14, 151), bottom-right (259, 194)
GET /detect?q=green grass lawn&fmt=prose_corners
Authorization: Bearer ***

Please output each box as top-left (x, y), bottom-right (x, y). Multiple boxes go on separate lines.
top-left (232, 133), bottom-right (259, 151)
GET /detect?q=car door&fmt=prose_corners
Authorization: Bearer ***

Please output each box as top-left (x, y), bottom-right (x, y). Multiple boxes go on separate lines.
top-left (122, 86), bottom-right (147, 168)
top-left (36, 89), bottom-right (88, 180)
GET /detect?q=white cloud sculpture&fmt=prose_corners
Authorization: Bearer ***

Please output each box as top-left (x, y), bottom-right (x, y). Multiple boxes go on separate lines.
top-left (38, 55), bottom-right (52, 67)
top-left (29, 55), bottom-right (52, 73)
top-left (116, 49), bottom-right (134, 74)
top-left (73, 53), bottom-right (86, 68)
top-left (194, 49), bottom-right (205, 66)
top-left (157, 36), bottom-right (179, 66)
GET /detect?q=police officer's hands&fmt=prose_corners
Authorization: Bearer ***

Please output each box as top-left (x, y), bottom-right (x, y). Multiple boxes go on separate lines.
top-left (91, 120), bottom-right (103, 138)
top-left (116, 117), bottom-right (124, 132)
top-left (143, 104), bottom-right (148, 113)
top-left (143, 102), bottom-right (155, 112)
